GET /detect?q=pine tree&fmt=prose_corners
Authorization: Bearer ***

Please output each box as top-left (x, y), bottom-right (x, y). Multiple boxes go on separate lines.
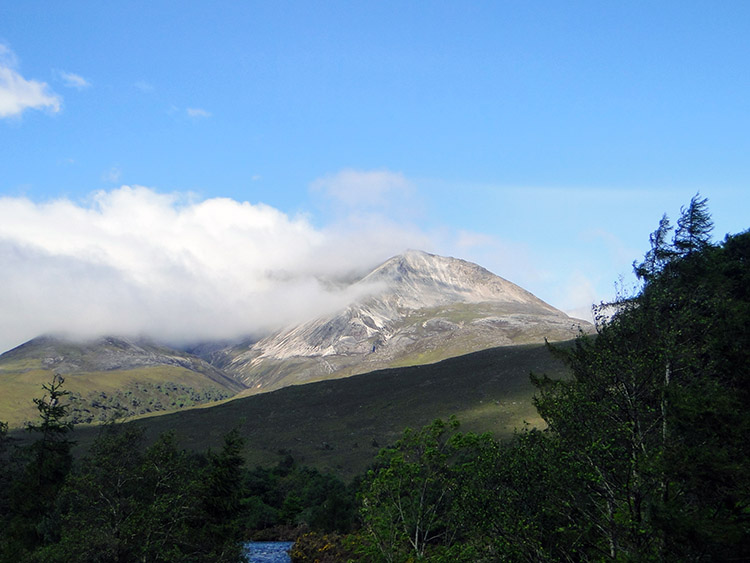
top-left (5, 375), bottom-right (75, 557)
top-left (674, 193), bottom-right (713, 256)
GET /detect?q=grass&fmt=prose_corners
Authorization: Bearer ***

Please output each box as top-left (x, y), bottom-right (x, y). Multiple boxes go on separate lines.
top-left (0, 365), bottom-right (234, 428)
top-left (67, 341), bottom-right (571, 480)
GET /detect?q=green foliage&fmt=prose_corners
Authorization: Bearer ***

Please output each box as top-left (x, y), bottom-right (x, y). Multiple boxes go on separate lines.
top-left (65, 381), bottom-right (233, 424)
top-left (37, 426), bottom-right (249, 562)
top-left (355, 199), bottom-right (749, 562)
top-left (0, 377), bottom-right (249, 562)
top-left (358, 417), bottom-right (496, 562)
top-left (2, 375), bottom-right (75, 560)
top-left (532, 201), bottom-right (750, 560)
top-left (674, 193), bottom-right (714, 256)
top-left (192, 429), bottom-right (249, 562)
top-left (242, 455), bottom-right (358, 536)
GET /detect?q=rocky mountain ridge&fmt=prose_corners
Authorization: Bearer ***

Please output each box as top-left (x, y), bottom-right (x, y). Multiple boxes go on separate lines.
top-left (223, 250), bottom-right (587, 390)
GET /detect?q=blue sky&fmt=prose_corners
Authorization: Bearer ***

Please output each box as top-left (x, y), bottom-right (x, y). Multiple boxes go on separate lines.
top-left (1, 1), bottom-right (749, 352)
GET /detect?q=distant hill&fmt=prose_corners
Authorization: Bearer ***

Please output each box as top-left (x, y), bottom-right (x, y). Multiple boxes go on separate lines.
top-left (1, 250), bottom-right (589, 428)
top-left (0, 336), bottom-right (245, 427)
top-left (223, 250), bottom-right (587, 391)
top-left (68, 342), bottom-right (572, 480)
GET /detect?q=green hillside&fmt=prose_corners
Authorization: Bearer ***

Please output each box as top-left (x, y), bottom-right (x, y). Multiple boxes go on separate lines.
top-left (0, 365), bottom-right (236, 427)
top-left (70, 342), bottom-right (571, 479)
top-left (0, 336), bottom-right (244, 427)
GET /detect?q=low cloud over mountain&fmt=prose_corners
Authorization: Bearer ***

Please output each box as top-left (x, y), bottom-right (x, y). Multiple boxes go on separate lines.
top-left (0, 185), bottom-right (435, 353)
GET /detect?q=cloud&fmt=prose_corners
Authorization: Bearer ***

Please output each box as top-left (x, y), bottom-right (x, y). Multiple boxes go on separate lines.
top-left (57, 70), bottom-right (91, 90)
top-left (186, 107), bottom-right (211, 118)
top-left (0, 44), bottom-right (61, 118)
top-left (0, 174), bottom-right (609, 354)
top-left (558, 272), bottom-right (598, 323)
top-left (0, 185), bottom-right (431, 353)
top-left (311, 169), bottom-right (415, 211)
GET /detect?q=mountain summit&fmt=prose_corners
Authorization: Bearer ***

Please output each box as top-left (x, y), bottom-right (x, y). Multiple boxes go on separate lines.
top-left (361, 250), bottom-right (560, 311)
top-left (224, 250), bottom-right (586, 390)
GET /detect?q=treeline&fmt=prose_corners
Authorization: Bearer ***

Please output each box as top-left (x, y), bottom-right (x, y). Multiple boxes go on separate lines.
top-left (0, 378), bottom-right (248, 562)
top-left (0, 379), bottom-right (360, 562)
top-left (2, 197), bottom-right (748, 562)
top-left (64, 381), bottom-right (233, 424)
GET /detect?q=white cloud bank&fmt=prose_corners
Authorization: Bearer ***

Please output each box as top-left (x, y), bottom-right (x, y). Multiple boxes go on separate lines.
top-left (0, 45), bottom-right (61, 118)
top-left (0, 171), bottom-right (603, 354)
top-left (0, 185), bottom-right (430, 353)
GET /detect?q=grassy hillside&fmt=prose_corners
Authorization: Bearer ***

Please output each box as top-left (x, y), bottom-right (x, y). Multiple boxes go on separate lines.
top-left (0, 364), bottom-right (236, 427)
top-left (0, 336), bottom-right (245, 427)
top-left (69, 342), bottom-right (572, 480)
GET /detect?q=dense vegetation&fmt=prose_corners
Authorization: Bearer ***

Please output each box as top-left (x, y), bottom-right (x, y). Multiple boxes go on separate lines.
top-left (1, 197), bottom-right (747, 562)
top-left (0, 376), bottom-right (248, 562)
top-left (348, 196), bottom-right (750, 561)
top-left (65, 381), bottom-right (233, 424)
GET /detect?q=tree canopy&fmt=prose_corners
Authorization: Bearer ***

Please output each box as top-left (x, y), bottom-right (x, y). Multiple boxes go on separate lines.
top-left (357, 198), bottom-right (750, 561)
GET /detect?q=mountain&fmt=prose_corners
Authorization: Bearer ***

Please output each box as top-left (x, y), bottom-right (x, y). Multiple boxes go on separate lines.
top-left (223, 250), bottom-right (588, 391)
top-left (0, 250), bottom-right (589, 426)
top-left (0, 335), bottom-right (245, 427)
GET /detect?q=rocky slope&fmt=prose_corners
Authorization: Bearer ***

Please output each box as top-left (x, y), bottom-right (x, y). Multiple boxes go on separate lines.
top-left (224, 250), bottom-right (588, 391)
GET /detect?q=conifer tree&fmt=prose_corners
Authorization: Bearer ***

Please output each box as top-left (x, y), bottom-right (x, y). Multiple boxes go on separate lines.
top-left (5, 375), bottom-right (74, 557)
top-left (674, 193), bottom-right (713, 256)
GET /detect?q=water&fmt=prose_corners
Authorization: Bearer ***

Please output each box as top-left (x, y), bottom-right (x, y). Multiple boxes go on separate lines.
top-left (245, 541), bottom-right (294, 562)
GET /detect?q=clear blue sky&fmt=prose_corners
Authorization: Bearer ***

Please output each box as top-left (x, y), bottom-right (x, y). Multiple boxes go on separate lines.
top-left (1, 1), bottom-right (749, 352)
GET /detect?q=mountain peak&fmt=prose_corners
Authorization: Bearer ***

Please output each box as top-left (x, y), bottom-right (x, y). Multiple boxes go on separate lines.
top-left (225, 250), bottom-right (586, 390)
top-left (359, 249), bottom-right (555, 312)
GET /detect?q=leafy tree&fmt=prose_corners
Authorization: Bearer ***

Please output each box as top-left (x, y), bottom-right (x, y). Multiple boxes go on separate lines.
top-left (36, 425), bottom-right (249, 562)
top-left (39, 425), bottom-right (149, 562)
top-left (353, 199), bottom-right (747, 562)
top-left (241, 456), bottom-right (357, 537)
top-left (452, 427), bottom-right (594, 562)
top-left (358, 417), bottom-right (470, 562)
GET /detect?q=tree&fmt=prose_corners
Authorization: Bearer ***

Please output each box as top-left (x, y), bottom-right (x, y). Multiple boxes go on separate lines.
top-left (191, 428), bottom-right (249, 562)
top-left (674, 193), bottom-right (713, 256)
top-left (38, 426), bottom-right (250, 563)
top-left (40, 424), bottom-right (149, 562)
top-left (353, 199), bottom-right (748, 562)
top-left (4, 375), bottom-right (74, 558)
top-left (359, 417), bottom-right (479, 562)
top-left (634, 214), bottom-right (675, 282)
top-left (534, 200), bottom-right (750, 561)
